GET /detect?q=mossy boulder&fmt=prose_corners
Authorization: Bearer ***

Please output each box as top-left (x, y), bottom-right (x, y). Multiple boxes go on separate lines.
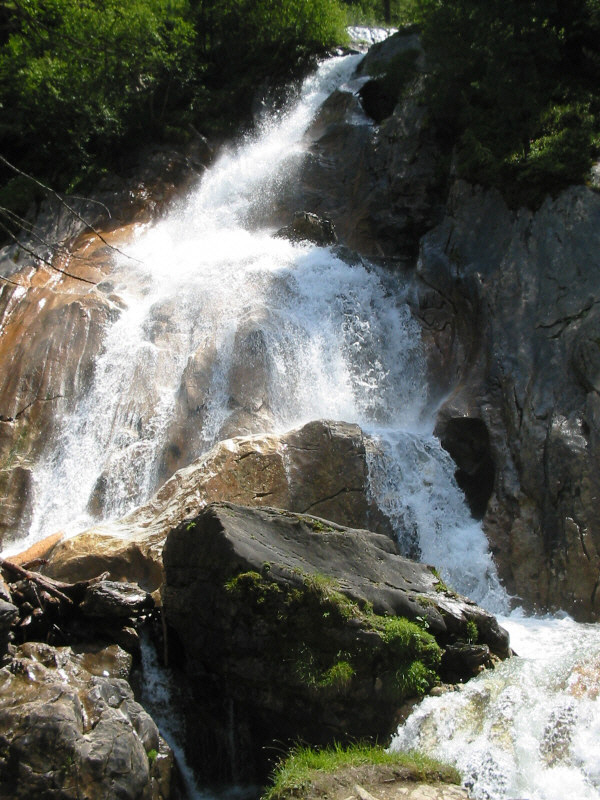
top-left (162, 502), bottom-right (509, 784)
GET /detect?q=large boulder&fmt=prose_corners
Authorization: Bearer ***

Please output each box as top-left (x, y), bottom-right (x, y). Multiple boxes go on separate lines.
top-left (0, 641), bottom-right (177, 799)
top-left (414, 181), bottom-right (600, 620)
top-left (162, 502), bottom-right (509, 783)
top-left (43, 420), bottom-right (391, 590)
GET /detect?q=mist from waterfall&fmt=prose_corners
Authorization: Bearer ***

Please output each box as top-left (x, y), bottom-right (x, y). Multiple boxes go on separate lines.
top-left (10, 49), bottom-right (600, 800)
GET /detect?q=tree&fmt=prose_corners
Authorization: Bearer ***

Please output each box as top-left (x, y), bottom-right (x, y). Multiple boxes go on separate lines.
top-left (0, 0), bottom-right (348, 210)
top-left (414, 0), bottom-right (600, 205)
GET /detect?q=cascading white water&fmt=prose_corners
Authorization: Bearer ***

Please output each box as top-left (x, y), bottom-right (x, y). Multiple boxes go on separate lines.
top-left (390, 615), bottom-right (600, 800)
top-left (9, 49), bottom-right (600, 800)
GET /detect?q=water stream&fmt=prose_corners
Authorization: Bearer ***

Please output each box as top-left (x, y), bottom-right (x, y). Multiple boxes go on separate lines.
top-left (6, 49), bottom-right (600, 800)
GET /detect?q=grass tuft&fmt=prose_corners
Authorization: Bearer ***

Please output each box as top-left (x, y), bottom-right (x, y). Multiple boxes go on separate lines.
top-left (262, 742), bottom-right (461, 800)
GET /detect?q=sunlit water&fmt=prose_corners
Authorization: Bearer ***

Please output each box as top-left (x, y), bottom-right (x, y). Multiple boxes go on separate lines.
top-left (391, 614), bottom-right (600, 800)
top-left (4, 47), bottom-right (599, 800)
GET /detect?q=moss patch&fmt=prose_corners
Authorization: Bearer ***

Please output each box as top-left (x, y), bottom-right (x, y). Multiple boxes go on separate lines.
top-left (225, 569), bottom-right (441, 704)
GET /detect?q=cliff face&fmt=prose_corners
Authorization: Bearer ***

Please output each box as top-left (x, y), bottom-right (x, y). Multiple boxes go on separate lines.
top-left (414, 182), bottom-right (600, 619)
top-left (289, 30), bottom-right (600, 618)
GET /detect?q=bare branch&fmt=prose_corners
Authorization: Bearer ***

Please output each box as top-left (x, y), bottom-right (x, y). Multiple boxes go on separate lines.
top-left (0, 274), bottom-right (25, 288)
top-left (0, 205), bottom-right (101, 263)
top-left (0, 154), bottom-right (141, 264)
top-left (0, 220), bottom-right (98, 285)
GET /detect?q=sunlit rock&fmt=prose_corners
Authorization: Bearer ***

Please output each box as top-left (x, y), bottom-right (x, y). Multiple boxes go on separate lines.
top-left (43, 420), bottom-right (392, 590)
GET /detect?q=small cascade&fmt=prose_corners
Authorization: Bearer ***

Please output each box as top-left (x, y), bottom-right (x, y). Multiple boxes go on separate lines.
top-left (139, 632), bottom-right (208, 800)
top-left (390, 615), bottom-right (600, 800)
top-left (365, 429), bottom-right (509, 614)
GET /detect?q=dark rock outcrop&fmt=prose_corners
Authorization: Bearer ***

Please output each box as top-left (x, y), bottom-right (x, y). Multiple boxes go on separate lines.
top-left (162, 502), bottom-right (509, 783)
top-left (275, 211), bottom-right (337, 245)
top-left (414, 181), bottom-right (600, 619)
top-left (289, 29), bottom-right (444, 261)
top-left (0, 641), bottom-right (176, 799)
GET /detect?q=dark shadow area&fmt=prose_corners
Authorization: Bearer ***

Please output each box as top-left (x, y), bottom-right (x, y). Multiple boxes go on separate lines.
top-left (439, 417), bottom-right (495, 520)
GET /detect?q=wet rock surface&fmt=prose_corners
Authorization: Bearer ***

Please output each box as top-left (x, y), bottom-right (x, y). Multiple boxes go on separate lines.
top-left (0, 143), bottom-right (211, 550)
top-left (275, 211), bottom-right (337, 245)
top-left (162, 501), bottom-right (509, 782)
top-left (0, 641), bottom-right (176, 799)
top-left (414, 181), bottom-right (600, 619)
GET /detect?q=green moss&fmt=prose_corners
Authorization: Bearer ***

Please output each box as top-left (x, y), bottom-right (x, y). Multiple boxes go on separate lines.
top-left (147, 748), bottom-right (158, 765)
top-left (301, 572), bottom-right (361, 621)
top-left (225, 571), bottom-right (283, 606)
top-left (319, 660), bottom-right (354, 689)
top-left (224, 569), bottom-right (441, 703)
top-left (262, 742), bottom-right (461, 800)
top-left (299, 516), bottom-right (336, 533)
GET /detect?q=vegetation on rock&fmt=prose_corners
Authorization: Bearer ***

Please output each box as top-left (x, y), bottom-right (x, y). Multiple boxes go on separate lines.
top-left (225, 568), bottom-right (441, 703)
top-left (262, 742), bottom-right (461, 800)
top-left (412, 0), bottom-right (600, 207)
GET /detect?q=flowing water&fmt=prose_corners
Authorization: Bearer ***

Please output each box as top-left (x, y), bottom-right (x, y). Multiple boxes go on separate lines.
top-left (5, 48), bottom-right (600, 800)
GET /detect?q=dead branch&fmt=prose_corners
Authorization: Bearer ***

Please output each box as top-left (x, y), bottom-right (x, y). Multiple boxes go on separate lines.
top-left (0, 154), bottom-right (141, 265)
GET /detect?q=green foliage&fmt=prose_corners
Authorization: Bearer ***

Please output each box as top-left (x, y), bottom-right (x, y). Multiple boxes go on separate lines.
top-left (262, 742), bottom-right (461, 800)
top-left (147, 748), bottom-right (158, 764)
top-left (428, 566), bottom-right (453, 595)
top-left (0, 0), bottom-right (348, 199)
top-left (0, 0), bottom-right (197, 187)
top-left (465, 620), bottom-right (478, 645)
top-left (376, 615), bottom-right (440, 696)
top-left (414, 0), bottom-right (600, 206)
top-left (342, 0), bottom-right (419, 27)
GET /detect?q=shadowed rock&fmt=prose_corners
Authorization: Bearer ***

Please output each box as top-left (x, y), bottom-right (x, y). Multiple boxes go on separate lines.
top-left (0, 642), bottom-right (176, 799)
top-left (162, 502), bottom-right (509, 782)
top-left (415, 182), bottom-right (600, 619)
top-left (275, 211), bottom-right (337, 245)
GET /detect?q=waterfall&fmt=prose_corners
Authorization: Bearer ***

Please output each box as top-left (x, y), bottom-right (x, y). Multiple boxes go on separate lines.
top-left (6, 48), bottom-right (599, 800)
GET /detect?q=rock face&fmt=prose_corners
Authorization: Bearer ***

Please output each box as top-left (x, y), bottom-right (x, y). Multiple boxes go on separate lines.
top-left (0, 262), bottom-right (117, 547)
top-left (0, 145), bottom-right (209, 549)
top-left (414, 181), bottom-right (600, 619)
top-left (44, 420), bottom-right (390, 590)
top-left (162, 502), bottom-right (509, 783)
top-left (0, 641), bottom-right (176, 799)
top-left (274, 211), bottom-right (337, 245)
top-left (289, 29), bottom-right (444, 261)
